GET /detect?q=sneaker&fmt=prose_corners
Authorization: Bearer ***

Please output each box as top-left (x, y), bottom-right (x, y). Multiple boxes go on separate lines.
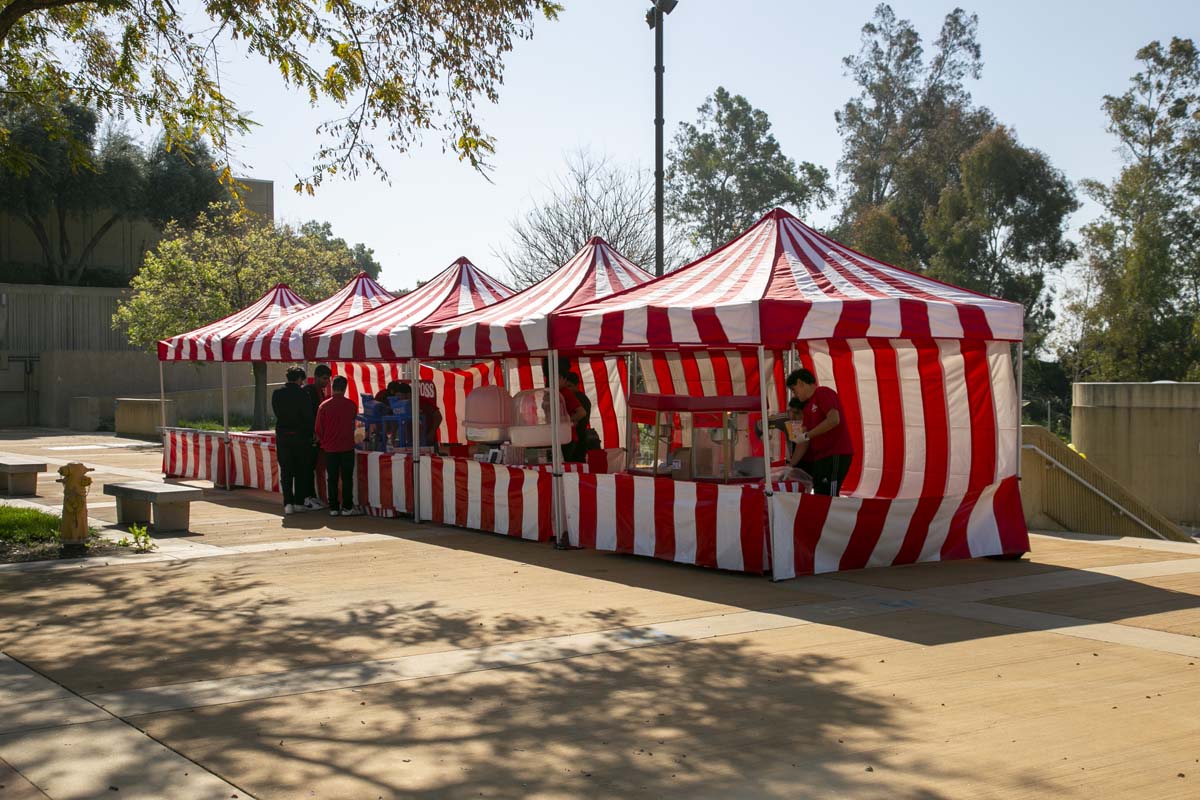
top-left (341, 507), bottom-right (362, 517)
top-left (284, 504), bottom-right (296, 515)
top-left (304, 497), bottom-right (326, 510)
top-left (329, 509), bottom-right (341, 517)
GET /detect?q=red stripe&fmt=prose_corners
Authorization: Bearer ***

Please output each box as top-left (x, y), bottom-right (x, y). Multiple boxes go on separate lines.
top-left (792, 493), bottom-right (832, 577)
top-left (993, 475), bottom-right (1030, 555)
top-left (679, 353), bottom-right (704, 396)
top-left (506, 467), bottom-right (525, 537)
top-left (430, 457), bottom-right (445, 523)
top-left (871, 341), bottom-right (905, 498)
top-left (893, 495), bottom-right (945, 566)
top-left (377, 454), bottom-right (393, 508)
top-left (479, 462), bottom-right (497, 533)
top-left (692, 307), bottom-right (727, 343)
top-left (942, 485), bottom-right (984, 560)
top-left (614, 473), bottom-right (636, 553)
top-left (961, 341), bottom-right (998, 491)
top-left (827, 339), bottom-right (865, 494)
top-left (694, 482), bottom-right (719, 568)
top-left (916, 340), bottom-right (950, 497)
top-left (453, 459), bottom-right (469, 525)
top-left (598, 309), bottom-right (625, 348)
top-left (536, 471), bottom-right (553, 541)
top-left (838, 496), bottom-right (891, 571)
top-left (653, 477), bottom-right (675, 560)
top-left (578, 474), bottom-right (598, 548)
top-left (739, 486), bottom-right (765, 574)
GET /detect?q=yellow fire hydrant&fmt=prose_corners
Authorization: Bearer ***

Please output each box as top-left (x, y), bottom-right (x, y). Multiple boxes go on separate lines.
top-left (57, 462), bottom-right (93, 558)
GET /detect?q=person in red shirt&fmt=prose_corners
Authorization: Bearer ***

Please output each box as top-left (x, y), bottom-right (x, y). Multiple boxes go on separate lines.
top-left (557, 371), bottom-right (587, 462)
top-left (315, 376), bottom-right (361, 517)
top-left (785, 368), bottom-right (854, 496)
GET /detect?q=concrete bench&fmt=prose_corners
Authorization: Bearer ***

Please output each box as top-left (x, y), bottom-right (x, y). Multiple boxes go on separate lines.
top-left (0, 459), bottom-right (47, 497)
top-left (103, 481), bottom-right (204, 532)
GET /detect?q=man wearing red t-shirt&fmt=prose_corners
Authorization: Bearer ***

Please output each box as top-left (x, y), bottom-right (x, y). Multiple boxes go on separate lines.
top-left (315, 376), bottom-right (361, 516)
top-left (785, 368), bottom-right (854, 496)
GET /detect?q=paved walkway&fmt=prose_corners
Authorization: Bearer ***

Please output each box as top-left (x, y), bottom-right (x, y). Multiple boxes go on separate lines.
top-left (0, 430), bottom-right (1198, 799)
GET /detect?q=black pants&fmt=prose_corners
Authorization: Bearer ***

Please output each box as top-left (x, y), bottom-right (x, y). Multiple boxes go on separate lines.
top-left (325, 450), bottom-right (355, 511)
top-left (277, 433), bottom-right (312, 506)
top-left (803, 454), bottom-right (852, 497)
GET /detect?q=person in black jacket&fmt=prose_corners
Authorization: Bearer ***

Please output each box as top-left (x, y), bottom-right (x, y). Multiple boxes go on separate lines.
top-left (301, 364), bottom-right (332, 510)
top-left (272, 366), bottom-right (315, 515)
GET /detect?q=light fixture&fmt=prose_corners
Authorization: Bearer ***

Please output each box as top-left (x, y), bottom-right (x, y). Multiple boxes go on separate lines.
top-left (645, 0), bottom-right (678, 29)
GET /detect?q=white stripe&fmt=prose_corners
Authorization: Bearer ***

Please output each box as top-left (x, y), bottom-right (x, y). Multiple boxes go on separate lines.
top-left (988, 342), bottom-right (1019, 481)
top-left (769, 493), bottom-right (800, 580)
top-left (849, 341), bottom-right (883, 499)
top-left (965, 480), bottom-right (1004, 557)
top-left (714, 486), bottom-right (745, 571)
top-left (812, 495), bottom-right (864, 574)
top-left (673, 480), bottom-right (698, 564)
top-left (916, 494), bottom-right (959, 562)
top-left (895, 343), bottom-right (928, 499)
top-left (520, 468), bottom-right (541, 540)
top-left (632, 476), bottom-right (656, 556)
top-left (864, 498), bottom-right (918, 568)
top-left (939, 340), bottom-right (971, 497)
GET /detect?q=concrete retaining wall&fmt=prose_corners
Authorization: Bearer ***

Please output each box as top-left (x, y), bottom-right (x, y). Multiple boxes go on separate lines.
top-left (1072, 382), bottom-right (1200, 526)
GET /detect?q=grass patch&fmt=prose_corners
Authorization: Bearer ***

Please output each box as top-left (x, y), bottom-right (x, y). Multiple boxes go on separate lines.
top-left (178, 416), bottom-right (255, 432)
top-left (0, 505), bottom-right (61, 547)
top-left (0, 505), bottom-right (109, 562)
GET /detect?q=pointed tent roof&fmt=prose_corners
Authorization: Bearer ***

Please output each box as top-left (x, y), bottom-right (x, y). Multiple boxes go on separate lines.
top-left (158, 284), bottom-right (308, 361)
top-left (418, 237), bottom-right (652, 359)
top-left (305, 256), bottom-right (513, 360)
top-left (221, 273), bottom-right (393, 361)
top-left (550, 208), bottom-right (1024, 352)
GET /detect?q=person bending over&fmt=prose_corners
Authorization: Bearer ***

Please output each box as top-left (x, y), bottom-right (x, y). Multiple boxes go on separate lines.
top-left (315, 376), bottom-right (361, 517)
top-left (785, 368), bottom-right (854, 496)
top-left (396, 383), bottom-right (443, 449)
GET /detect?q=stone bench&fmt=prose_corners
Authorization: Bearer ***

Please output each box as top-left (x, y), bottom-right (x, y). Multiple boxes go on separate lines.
top-left (0, 459), bottom-right (47, 497)
top-left (103, 481), bottom-right (204, 532)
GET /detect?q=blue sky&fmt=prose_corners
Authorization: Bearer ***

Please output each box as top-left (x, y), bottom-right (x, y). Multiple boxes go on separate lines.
top-left (212, 0), bottom-right (1200, 293)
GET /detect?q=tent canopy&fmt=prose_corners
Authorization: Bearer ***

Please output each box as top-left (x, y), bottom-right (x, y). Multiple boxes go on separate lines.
top-left (419, 236), bottom-right (652, 359)
top-left (222, 273), bottom-right (392, 361)
top-left (306, 257), bottom-right (513, 361)
top-left (550, 208), bottom-right (1024, 353)
top-left (158, 284), bottom-right (308, 361)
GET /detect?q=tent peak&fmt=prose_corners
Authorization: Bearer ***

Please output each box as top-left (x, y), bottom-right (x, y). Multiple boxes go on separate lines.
top-left (585, 235), bottom-right (607, 246)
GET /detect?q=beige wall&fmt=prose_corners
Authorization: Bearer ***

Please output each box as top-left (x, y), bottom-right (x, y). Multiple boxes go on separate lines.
top-left (1072, 383), bottom-right (1200, 526)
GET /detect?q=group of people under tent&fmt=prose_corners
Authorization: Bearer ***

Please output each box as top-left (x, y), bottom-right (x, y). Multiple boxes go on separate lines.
top-left (266, 359), bottom-right (854, 521)
top-left (268, 363), bottom-right (443, 519)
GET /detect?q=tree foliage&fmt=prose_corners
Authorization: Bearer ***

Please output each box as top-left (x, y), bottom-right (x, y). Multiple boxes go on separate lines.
top-left (666, 87), bottom-right (832, 252)
top-left (300, 220), bottom-right (382, 280)
top-left (498, 150), bottom-right (684, 287)
top-left (924, 126), bottom-right (1078, 350)
top-left (0, 101), bottom-right (226, 283)
top-left (0, 0), bottom-right (560, 192)
top-left (1063, 37), bottom-right (1200, 381)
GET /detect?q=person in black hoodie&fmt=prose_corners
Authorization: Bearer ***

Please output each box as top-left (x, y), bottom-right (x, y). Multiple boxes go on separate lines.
top-left (272, 366), bottom-right (315, 515)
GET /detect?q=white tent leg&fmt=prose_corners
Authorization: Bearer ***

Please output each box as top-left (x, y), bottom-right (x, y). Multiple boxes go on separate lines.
top-left (409, 357), bottom-right (422, 522)
top-left (1016, 342), bottom-right (1024, 480)
top-left (758, 346), bottom-right (776, 576)
top-left (548, 349), bottom-right (566, 548)
top-left (221, 361), bottom-right (231, 490)
top-left (625, 353), bottom-right (638, 467)
top-left (158, 361), bottom-right (166, 431)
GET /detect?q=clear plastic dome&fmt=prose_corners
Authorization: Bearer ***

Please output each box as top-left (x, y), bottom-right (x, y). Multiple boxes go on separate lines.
top-left (465, 385), bottom-right (512, 444)
top-left (509, 388), bottom-right (574, 447)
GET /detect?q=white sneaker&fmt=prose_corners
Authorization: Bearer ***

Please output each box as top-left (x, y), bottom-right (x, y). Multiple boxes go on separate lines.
top-left (304, 497), bottom-right (326, 510)
top-left (329, 509), bottom-right (340, 517)
top-left (284, 504), bottom-right (296, 515)
top-left (340, 507), bottom-right (363, 517)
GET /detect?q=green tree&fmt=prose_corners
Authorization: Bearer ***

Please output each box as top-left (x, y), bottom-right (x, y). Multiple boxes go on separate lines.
top-left (0, 1), bottom-right (560, 191)
top-left (115, 203), bottom-right (375, 426)
top-left (1064, 37), bottom-right (1200, 382)
top-left (299, 221), bottom-right (382, 281)
top-left (666, 87), bottom-right (832, 252)
top-left (836, 4), bottom-right (994, 263)
top-left (499, 150), bottom-right (686, 287)
top-left (0, 102), bottom-right (146, 283)
top-left (924, 127), bottom-right (1078, 350)
top-left (144, 134), bottom-right (225, 228)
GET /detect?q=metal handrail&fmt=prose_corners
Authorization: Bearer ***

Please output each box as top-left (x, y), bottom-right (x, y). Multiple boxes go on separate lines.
top-left (1022, 443), bottom-right (1168, 541)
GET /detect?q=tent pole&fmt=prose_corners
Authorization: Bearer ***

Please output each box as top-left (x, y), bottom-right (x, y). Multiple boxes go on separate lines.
top-left (409, 357), bottom-right (422, 522)
top-left (757, 346), bottom-right (775, 577)
top-left (158, 361), bottom-right (166, 431)
top-left (625, 353), bottom-right (638, 469)
top-left (221, 361), bottom-right (231, 490)
top-left (1016, 342), bottom-right (1024, 480)
top-left (548, 349), bottom-right (566, 548)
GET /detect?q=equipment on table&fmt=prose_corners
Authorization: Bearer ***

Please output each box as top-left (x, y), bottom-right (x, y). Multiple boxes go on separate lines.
top-left (509, 388), bottom-right (574, 448)
top-left (627, 393), bottom-right (764, 483)
top-left (465, 385), bottom-right (512, 444)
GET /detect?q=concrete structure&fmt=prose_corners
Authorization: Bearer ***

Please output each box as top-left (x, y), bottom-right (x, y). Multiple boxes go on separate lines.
top-left (115, 398), bottom-right (176, 437)
top-left (104, 481), bottom-right (204, 532)
top-left (1072, 383), bottom-right (1200, 526)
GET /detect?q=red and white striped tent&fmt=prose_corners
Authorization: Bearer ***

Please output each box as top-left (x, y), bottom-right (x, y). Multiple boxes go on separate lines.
top-left (305, 257), bottom-right (513, 361)
top-left (549, 208), bottom-right (1029, 580)
top-left (158, 284), bottom-right (309, 361)
top-left (418, 237), bottom-right (652, 359)
top-left (222, 273), bottom-right (392, 361)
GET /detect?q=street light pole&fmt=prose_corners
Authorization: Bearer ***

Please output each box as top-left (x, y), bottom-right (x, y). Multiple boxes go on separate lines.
top-left (647, 1), bottom-right (677, 277)
top-left (654, 5), bottom-right (664, 277)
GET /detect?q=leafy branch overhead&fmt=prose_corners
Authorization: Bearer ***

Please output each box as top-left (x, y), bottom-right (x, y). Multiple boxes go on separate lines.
top-left (0, 0), bottom-right (561, 190)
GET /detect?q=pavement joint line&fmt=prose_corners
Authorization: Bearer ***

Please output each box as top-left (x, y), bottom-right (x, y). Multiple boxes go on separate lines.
top-left (0, 449), bottom-right (170, 484)
top-left (0, 652), bottom-right (254, 799)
